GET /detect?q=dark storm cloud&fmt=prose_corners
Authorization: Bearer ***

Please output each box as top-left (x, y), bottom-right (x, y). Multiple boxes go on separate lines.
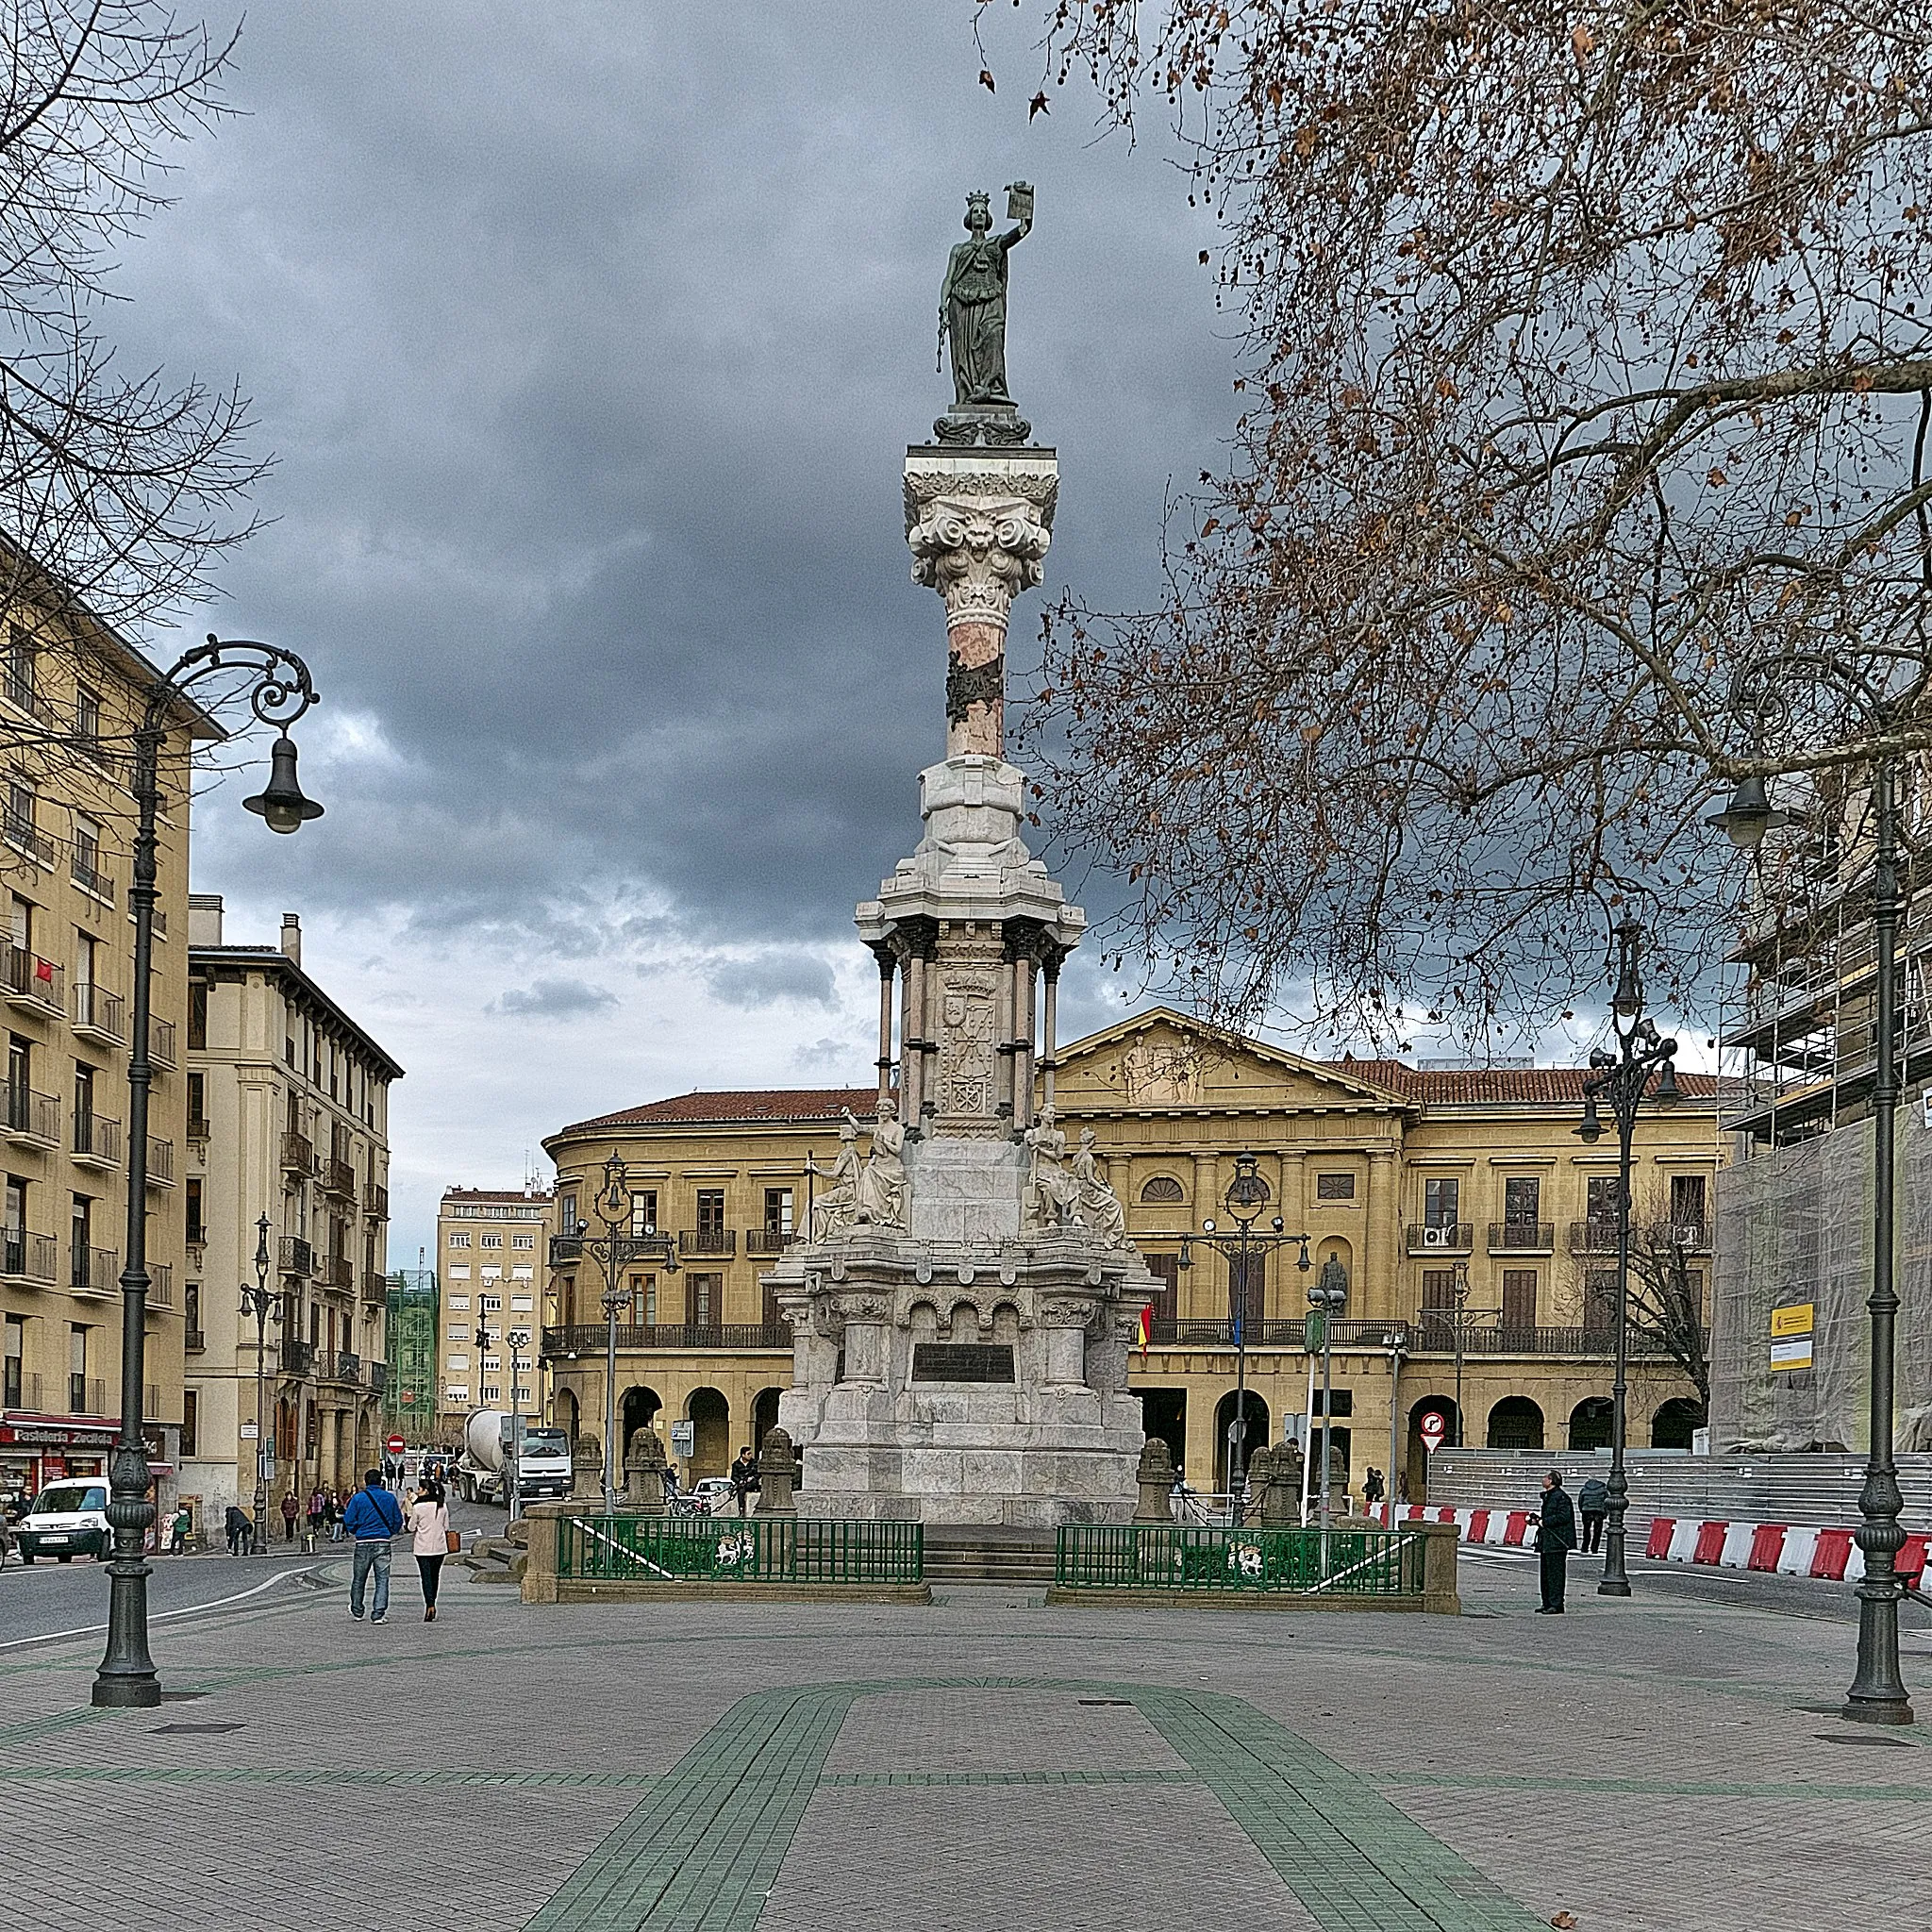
top-left (122, 3), bottom-right (1232, 959)
top-left (708, 953), bottom-right (839, 1011)
top-left (492, 977), bottom-right (620, 1021)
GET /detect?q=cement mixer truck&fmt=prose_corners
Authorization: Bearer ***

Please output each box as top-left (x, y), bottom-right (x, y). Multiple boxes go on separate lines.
top-left (454, 1409), bottom-right (573, 1506)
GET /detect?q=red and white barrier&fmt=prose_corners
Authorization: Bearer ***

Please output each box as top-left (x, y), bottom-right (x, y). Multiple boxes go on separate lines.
top-left (1371, 1501), bottom-right (1925, 1587)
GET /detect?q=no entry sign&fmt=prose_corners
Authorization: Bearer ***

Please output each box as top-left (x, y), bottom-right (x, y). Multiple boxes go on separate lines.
top-left (1419, 1411), bottom-right (1448, 1454)
top-left (385, 1433), bottom-right (406, 1457)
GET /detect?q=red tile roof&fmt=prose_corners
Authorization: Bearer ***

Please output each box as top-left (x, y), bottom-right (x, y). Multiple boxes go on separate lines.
top-left (559, 1088), bottom-right (878, 1135)
top-left (1327, 1062), bottom-right (1723, 1105)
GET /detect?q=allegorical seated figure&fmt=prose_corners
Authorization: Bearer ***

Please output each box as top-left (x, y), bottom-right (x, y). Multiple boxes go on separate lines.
top-left (806, 1111), bottom-right (862, 1241)
top-left (1022, 1104), bottom-right (1080, 1232)
top-left (853, 1095), bottom-right (908, 1230)
top-left (1071, 1126), bottom-right (1127, 1247)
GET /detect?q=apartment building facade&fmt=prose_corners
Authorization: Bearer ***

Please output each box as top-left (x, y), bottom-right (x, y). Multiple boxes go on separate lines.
top-left (0, 599), bottom-right (202, 1508)
top-left (178, 897), bottom-right (402, 1529)
top-left (436, 1185), bottom-right (551, 1444)
top-left (540, 1009), bottom-right (1723, 1499)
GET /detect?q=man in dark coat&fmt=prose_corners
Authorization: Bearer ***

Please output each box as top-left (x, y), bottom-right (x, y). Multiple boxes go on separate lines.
top-left (1577, 1474), bottom-right (1608, 1554)
top-left (1533, 1470), bottom-right (1577, 1613)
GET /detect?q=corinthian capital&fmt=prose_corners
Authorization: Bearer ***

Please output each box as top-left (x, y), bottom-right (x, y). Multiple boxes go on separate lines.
top-left (907, 491), bottom-right (1054, 628)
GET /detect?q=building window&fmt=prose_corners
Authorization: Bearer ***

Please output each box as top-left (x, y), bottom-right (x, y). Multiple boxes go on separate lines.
top-left (1314, 1173), bottom-right (1356, 1202)
top-left (447, 1295), bottom-right (470, 1312)
top-left (69, 1194), bottom-right (92, 1289)
top-left (481, 1294), bottom-right (501, 1312)
top-left (509, 1294), bottom-right (533, 1313)
top-left (1585, 1175), bottom-right (1622, 1240)
top-left (186, 1071), bottom-right (207, 1137)
top-left (480, 1385), bottom-right (501, 1404)
top-left (1140, 1174), bottom-right (1185, 1204)
top-left (181, 1390), bottom-right (198, 1458)
top-left (763, 1187), bottom-right (793, 1235)
top-left (480, 1233), bottom-right (502, 1249)
top-left (5, 775), bottom-right (37, 854)
top-left (629, 1190), bottom-right (658, 1237)
top-left (448, 1232), bottom-right (471, 1248)
top-left (1583, 1270), bottom-right (1619, 1335)
top-left (3, 625), bottom-right (35, 711)
top-left (446, 1354), bottom-right (470, 1371)
top-left (1419, 1268), bottom-right (1457, 1342)
top-left (512, 1232), bottom-right (535, 1250)
top-left (72, 816), bottom-right (107, 897)
top-left (447, 1325), bottom-right (469, 1343)
top-left (1670, 1174), bottom-right (1707, 1234)
top-left (3, 1312), bottom-right (23, 1407)
top-left (447, 1265), bottom-right (470, 1280)
top-left (1422, 1176), bottom-right (1460, 1229)
top-left (630, 1273), bottom-right (656, 1325)
top-left (1145, 1253), bottom-right (1179, 1330)
top-left (558, 1191), bottom-right (577, 1235)
top-left (686, 1272), bottom-right (721, 1327)
top-left (695, 1190), bottom-right (725, 1241)
top-left (1501, 1269), bottom-right (1538, 1331)
top-left (185, 1280), bottom-right (200, 1332)
top-left (68, 1323), bottom-right (89, 1411)
top-left (75, 683), bottom-right (101, 749)
top-left (188, 981), bottom-right (208, 1050)
top-left (185, 1177), bottom-right (204, 1246)
top-left (1502, 1175), bottom-right (1541, 1226)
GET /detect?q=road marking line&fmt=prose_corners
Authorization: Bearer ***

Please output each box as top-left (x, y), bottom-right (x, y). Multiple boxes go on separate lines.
top-left (0, 1566), bottom-right (309, 1653)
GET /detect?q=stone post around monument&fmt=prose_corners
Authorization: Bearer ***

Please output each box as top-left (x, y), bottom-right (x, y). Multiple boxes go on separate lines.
top-left (1133, 1438), bottom-right (1175, 1524)
top-left (625, 1427), bottom-right (667, 1515)
top-left (755, 1426), bottom-right (799, 1517)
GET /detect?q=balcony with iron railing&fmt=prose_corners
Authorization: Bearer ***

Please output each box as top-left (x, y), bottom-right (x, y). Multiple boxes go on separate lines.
top-left (1405, 1222), bottom-right (1474, 1257)
top-left (678, 1227), bottom-right (737, 1257)
top-left (71, 981), bottom-right (125, 1046)
top-left (1568, 1220), bottom-right (1624, 1256)
top-left (361, 1270), bottom-right (389, 1307)
top-left (318, 1157), bottom-right (356, 1200)
top-left (279, 1130), bottom-right (313, 1175)
top-left (1, 1084), bottom-right (59, 1149)
top-left (1487, 1221), bottom-right (1556, 1255)
top-left (70, 852), bottom-right (114, 904)
top-left (278, 1234), bottom-right (313, 1276)
top-left (2, 943), bottom-right (63, 1016)
top-left (745, 1225), bottom-right (795, 1256)
top-left (186, 1104), bottom-right (208, 1142)
top-left (365, 1181), bottom-right (388, 1220)
top-left (145, 1136), bottom-right (174, 1188)
top-left (280, 1338), bottom-right (315, 1378)
top-left (548, 1234), bottom-right (582, 1265)
top-left (321, 1254), bottom-right (354, 1291)
top-left (145, 1261), bottom-right (174, 1307)
top-left (69, 1243), bottom-right (118, 1294)
top-left (147, 1014), bottom-right (177, 1069)
top-left (68, 1374), bottom-right (106, 1416)
top-left (321, 1349), bottom-right (359, 1385)
top-left (367, 1359), bottom-right (389, 1394)
top-left (2, 812), bottom-right (55, 868)
top-left (1408, 1314), bottom-right (1703, 1358)
top-left (4, 1368), bottom-right (41, 1410)
top-left (0, 1228), bottom-right (58, 1282)
top-left (184, 1326), bottom-right (205, 1354)
top-left (72, 1111), bottom-right (122, 1170)
top-left (541, 1321), bottom-right (789, 1355)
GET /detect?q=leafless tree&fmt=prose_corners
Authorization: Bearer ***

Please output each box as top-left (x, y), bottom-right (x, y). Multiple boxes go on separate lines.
top-left (1624, 1217), bottom-right (1712, 1415)
top-left (989, 1), bottom-right (1932, 1044)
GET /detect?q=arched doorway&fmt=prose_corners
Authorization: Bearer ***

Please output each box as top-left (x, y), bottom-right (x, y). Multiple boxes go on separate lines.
top-left (752, 1387), bottom-right (782, 1450)
top-left (1487, 1396), bottom-right (1545, 1450)
top-left (1405, 1397), bottom-right (1458, 1505)
top-left (621, 1386), bottom-right (661, 1461)
top-left (1569, 1398), bottom-right (1613, 1451)
top-left (1651, 1396), bottom-right (1706, 1449)
top-left (1138, 1389), bottom-right (1186, 1482)
top-left (1213, 1389), bottom-right (1269, 1494)
top-left (687, 1388), bottom-right (729, 1480)
top-left (553, 1386), bottom-right (579, 1445)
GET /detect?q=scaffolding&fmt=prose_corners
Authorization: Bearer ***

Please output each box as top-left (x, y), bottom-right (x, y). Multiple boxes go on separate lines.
top-left (383, 1269), bottom-right (439, 1438)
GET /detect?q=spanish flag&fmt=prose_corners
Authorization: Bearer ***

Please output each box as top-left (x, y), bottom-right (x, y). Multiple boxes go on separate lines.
top-left (1137, 1301), bottom-right (1152, 1359)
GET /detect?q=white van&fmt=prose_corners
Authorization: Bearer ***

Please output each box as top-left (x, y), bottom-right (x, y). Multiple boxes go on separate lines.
top-left (17, 1478), bottom-right (112, 1562)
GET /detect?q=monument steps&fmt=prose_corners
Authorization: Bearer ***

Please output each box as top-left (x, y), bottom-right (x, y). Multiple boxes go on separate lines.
top-left (921, 1524), bottom-right (1058, 1584)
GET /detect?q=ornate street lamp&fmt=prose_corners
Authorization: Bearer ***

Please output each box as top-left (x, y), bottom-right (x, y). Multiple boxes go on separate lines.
top-left (95, 638), bottom-right (322, 1709)
top-left (239, 1213), bottom-right (277, 1557)
top-left (1155, 1151), bottom-right (1312, 1518)
top-left (1307, 1255), bottom-right (1350, 1524)
top-left (1574, 916), bottom-right (1678, 1600)
top-left (1708, 651), bottom-right (1914, 1724)
top-left (572, 1147), bottom-right (677, 1512)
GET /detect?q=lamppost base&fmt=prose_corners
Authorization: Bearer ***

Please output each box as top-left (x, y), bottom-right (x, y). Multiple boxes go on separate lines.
top-left (91, 1673), bottom-right (161, 1709)
top-left (1840, 1694), bottom-right (1915, 1726)
top-left (1596, 1576), bottom-right (1632, 1598)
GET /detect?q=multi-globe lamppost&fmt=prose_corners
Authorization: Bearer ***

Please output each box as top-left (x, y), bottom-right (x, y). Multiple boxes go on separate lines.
top-left (1158, 1151), bottom-right (1312, 1517)
top-left (570, 1148), bottom-right (677, 1512)
top-left (239, 1212), bottom-right (276, 1556)
top-left (95, 638), bottom-right (324, 1710)
top-left (1573, 916), bottom-right (1679, 1600)
top-left (1708, 649), bottom-right (1915, 1725)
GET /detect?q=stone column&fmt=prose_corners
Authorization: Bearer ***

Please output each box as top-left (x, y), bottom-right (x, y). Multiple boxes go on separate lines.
top-left (1012, 954), bottom-right (1036, 1128)
top-left (905, 449), bottom-right (1058, 760)
top-left (995, 957), bottom-right (1016, 1122)
top-left (837, 1295), bottom-right (891, 1386)
top-left (1366, 1145), bottom-right (1399, 1321)
top-left (901, 949), bottom-right (925, 1127)
top-left (1039, 958), bottom-right (1059, 1114)
top-left (872, 945), bottom-right (896, 1104)
top-left (1192, 1151), bottom-right (1220, 1228)
top-left (1040, 1300), bottom-right (1091, 1388)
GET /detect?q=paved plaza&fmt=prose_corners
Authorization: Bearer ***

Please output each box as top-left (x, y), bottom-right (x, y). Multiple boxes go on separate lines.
top-left (3, 1553), bottom-right (1930, 1931)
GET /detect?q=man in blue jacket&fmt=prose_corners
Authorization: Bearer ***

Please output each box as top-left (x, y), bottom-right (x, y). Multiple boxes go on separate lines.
top-left (341, 1467), bottom-right (405, 1624)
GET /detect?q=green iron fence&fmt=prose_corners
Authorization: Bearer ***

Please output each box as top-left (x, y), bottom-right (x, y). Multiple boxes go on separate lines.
top-left (557, 1513), bottom-right (924, 1585)
top-left (1055, 1523), bottom-right (1426, 1597)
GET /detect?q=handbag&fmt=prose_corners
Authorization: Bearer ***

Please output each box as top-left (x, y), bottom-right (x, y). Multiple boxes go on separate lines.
top-left (444, 1528), bottom-right (461, 1555)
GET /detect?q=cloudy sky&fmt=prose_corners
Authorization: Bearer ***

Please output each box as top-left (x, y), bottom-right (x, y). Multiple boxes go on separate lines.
top-left (106, 5), bottom-right (1245, 1259)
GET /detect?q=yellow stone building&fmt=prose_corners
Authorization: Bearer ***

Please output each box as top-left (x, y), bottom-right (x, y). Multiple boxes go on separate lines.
top-left (435, 1184), bottom-right (552, 1441)
top-left (0, 592), bottom-right (201, 1510)
top-left (542, 1008), bottom-right (1721, 1502)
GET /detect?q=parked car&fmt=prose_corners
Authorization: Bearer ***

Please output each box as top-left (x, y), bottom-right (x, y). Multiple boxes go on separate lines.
top-left (16, 1479), bottom-right (112, 1563)
top-left (690, 1476), bottom-right (736, 1517)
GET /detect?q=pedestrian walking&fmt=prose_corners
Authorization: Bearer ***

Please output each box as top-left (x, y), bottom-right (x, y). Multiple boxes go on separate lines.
top-left (325, 1489), bottom-right (343, 1541)
top-left (342, 1467), bottom-right (405, 1624)
top-left (307, 1486), bottom-right (325, 1541)
top-left (1532, 1470), bottom-right (1578, 1613)
top-left (1577, 1474), bottom-right (1608, 1555)
top-left (168, 1504), bottom-right (192, 1554)
top-left (729, 1444), bottom-right (760, 1520)
top-left (224, 1503), bottom-right (252, 1556)
top-left (409, 1477), bottom-right (452, 1622)
top-left (279, 1490), bottom-right (299, 1544)
top-left (1363, 1467), bottom-right (1385, 1507)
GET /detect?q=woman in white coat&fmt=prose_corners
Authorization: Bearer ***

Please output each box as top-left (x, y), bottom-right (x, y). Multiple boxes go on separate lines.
top-left (409, 1478), bottom-right (452, 1622)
